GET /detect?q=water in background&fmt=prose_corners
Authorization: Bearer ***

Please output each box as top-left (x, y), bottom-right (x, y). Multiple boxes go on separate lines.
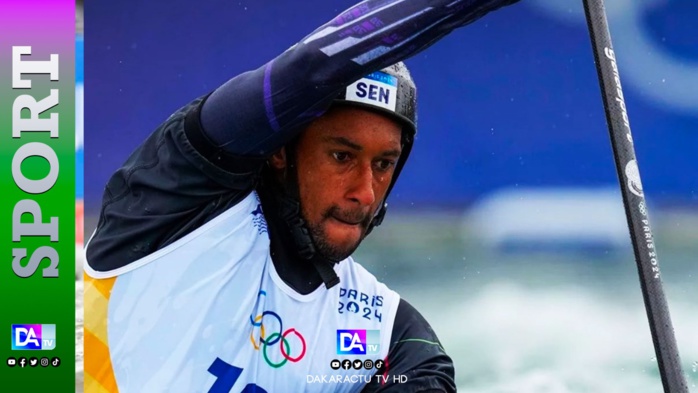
top-left (354, 210), bottom-right (698, 393)
top-left (76, 209), bottom-right (698, 392)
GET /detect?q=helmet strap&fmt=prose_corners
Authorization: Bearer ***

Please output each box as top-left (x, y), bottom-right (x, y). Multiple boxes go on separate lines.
top-left (274, 138), bottom-right (341, 289)
top-left (365, 202), bottom-right (387, 236)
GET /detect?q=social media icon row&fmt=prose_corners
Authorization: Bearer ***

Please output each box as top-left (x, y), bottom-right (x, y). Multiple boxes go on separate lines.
top-left (7, 357), bottom-right (60, 368)
top-left (330, 359), bottom-right (385, 371)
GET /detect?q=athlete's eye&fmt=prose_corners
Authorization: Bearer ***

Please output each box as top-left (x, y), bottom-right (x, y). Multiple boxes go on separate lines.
top-left (374, 159), bottom-right (396, 172)
top-left (333, 152), bottom-right (352, 162)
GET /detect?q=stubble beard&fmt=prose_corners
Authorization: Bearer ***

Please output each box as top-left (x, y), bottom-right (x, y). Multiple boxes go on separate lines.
top-left (305, 207), bottom-right (372, 263)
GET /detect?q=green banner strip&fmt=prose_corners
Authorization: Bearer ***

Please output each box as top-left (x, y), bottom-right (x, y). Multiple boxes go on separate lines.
top-left (0, 1), bottom-right (76, 391)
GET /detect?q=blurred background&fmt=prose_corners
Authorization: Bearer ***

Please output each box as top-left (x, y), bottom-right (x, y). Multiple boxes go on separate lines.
top-left (79, 0), bottom-right (697, 392)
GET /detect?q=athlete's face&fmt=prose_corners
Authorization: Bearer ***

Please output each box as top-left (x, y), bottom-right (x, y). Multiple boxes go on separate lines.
top-left (271, 106), bottom-right (402, 261)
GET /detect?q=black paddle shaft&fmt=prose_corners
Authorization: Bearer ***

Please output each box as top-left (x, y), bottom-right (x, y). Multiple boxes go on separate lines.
top-left (582, 0), bottom-right (689, 391)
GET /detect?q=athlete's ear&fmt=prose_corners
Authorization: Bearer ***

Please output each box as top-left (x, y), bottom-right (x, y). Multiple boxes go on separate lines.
top-left (268, 147), bottom-right (287, 170)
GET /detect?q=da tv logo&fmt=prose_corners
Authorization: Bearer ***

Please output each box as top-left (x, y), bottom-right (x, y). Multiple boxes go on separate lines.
top-left (11, 324), bottom-right (56, 350)
top-left (336, 329), bottom-right (380, 355)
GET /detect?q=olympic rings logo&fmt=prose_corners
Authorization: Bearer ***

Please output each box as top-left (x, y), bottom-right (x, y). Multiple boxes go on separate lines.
top-left (249, 291), bottom-right (307, 368)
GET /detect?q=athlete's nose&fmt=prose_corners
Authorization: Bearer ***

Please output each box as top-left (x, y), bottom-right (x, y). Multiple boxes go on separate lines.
top-left (346, 162), bottom-right (375, 206)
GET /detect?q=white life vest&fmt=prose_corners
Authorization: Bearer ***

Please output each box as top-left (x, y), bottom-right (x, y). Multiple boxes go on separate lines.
top-left (84, 191), bottom-right (400, 393)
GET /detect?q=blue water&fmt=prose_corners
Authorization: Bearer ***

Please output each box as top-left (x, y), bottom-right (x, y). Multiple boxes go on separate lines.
top-left (356, 212), bottom-right (698, 392)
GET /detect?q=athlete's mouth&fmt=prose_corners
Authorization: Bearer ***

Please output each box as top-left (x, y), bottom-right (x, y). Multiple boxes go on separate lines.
top-left (331, 216), bottom-right (363, 226)
top-left (330, 212), bottom-right (366, 226)
top-left (324, 206), bottom-right (369, 227)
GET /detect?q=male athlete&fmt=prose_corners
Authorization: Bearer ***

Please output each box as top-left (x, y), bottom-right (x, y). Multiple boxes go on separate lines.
top-left (83, 0), bottom-right (521, 392)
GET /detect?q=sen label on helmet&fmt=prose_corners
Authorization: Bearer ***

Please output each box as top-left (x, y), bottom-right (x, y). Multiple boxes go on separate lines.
top-left (345, 71), bottom-right (398, 112)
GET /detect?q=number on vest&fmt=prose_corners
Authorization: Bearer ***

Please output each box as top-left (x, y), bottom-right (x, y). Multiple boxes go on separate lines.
top-left (207, 357), bottom-right (268, 393)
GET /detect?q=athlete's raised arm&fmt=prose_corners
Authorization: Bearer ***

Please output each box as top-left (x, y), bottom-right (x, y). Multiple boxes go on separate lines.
top-left (85, 0), bottom-right (520, 274)
top-left (200, 0), bottom-right (520, 158)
